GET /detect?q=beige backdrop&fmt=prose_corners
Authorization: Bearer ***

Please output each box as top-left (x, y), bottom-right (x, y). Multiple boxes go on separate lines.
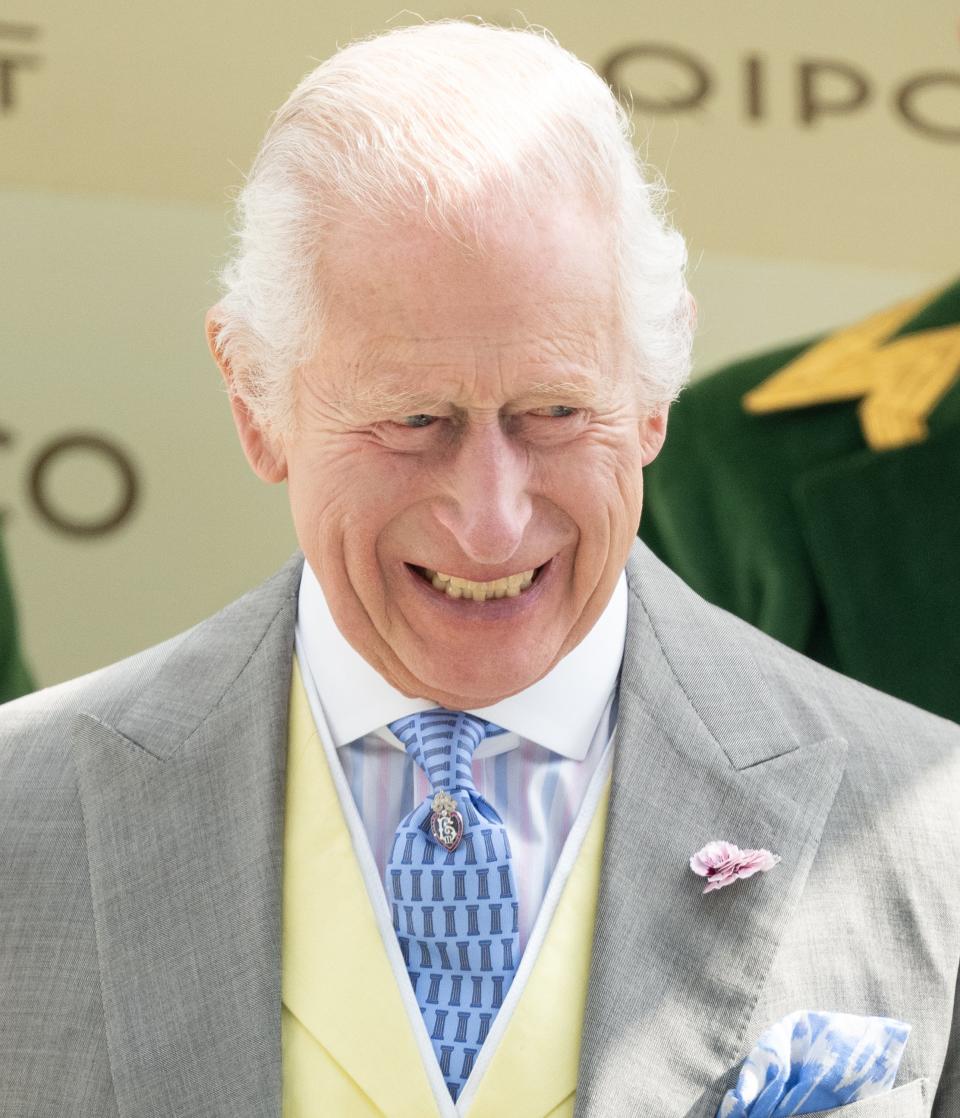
top-left (2, 2), bottom-right (957, 686)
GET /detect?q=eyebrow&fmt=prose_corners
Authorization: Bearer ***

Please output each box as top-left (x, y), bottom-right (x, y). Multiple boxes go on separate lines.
top-left (339, 376), bottom-right (624, 419)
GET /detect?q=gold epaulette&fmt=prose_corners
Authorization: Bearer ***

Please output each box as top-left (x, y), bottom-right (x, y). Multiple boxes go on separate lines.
top-left (743, 288), bottom-right (960, 451)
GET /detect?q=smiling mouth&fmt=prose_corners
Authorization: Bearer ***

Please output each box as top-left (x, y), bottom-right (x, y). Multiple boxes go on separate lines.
top-left (410, 563), bottom-right (546, 602)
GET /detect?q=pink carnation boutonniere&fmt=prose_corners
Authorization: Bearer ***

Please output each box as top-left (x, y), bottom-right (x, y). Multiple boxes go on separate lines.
top-left (690, 841), bottom-right (781, 894)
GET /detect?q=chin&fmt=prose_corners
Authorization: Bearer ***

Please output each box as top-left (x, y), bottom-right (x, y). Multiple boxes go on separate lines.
top-left (411, 650), bottom-right (553, 707)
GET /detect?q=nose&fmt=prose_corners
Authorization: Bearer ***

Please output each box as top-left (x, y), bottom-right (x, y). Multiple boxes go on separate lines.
top-left (431, 418), bottom-right (534, 566)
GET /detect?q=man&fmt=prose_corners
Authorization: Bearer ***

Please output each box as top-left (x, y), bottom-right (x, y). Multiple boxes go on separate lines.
top-left (640, 279), bottom-right (960, 724)
top-left (1, 21), bottom-right (958, 1118)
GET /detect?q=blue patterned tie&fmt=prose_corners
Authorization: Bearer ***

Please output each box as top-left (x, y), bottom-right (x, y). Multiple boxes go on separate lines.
top-left (386, 709), bottom-right (519, 1101)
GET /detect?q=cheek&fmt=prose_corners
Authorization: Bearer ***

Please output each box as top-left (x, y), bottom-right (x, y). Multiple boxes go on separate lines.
top-left (288, 442), bottom-right (401, 527)
top-left (285, 446), bottom-right (372, 564)
top-left (286, 441), bottom-right (433, 583)
top-left (549, 428), bottom-right (644, 526)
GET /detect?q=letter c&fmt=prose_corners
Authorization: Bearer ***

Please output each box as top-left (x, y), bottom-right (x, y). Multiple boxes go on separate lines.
top-left (895, 72), bottom-right (960, 142)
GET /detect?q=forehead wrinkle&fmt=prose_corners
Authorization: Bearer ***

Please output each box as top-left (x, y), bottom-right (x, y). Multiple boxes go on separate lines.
top-left (330, 326), bottom-right (625, 417)
top-left (341, 326), bottom-right (612, 377)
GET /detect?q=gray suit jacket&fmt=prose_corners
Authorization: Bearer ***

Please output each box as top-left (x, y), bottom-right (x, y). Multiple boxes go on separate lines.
top-left (2, 541), bottom-right (958, 1117)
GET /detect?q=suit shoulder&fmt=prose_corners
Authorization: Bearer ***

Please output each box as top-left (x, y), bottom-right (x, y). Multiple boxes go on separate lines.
top-left (631, 542), bottom-right (960, 768)
top-left (0, 633), bottom-right (184, 743)
top-left (0, 553), bottom-right (302, 787)
top-left (755, 607), bottom-right (955, 737)
top-left (702, 581), bottom-right (960, 775)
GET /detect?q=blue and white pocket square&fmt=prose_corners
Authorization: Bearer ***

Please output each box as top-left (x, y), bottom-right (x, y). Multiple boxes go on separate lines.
top-left (718, 1010), bottom-right (910, 1117)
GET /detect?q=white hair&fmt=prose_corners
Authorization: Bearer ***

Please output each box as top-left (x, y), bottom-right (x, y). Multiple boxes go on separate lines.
top-left (214, 19), bottom-right (694, 432)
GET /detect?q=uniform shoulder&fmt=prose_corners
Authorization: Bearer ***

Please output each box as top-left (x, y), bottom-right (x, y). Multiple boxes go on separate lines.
top-left (684, 338), bottom-right (813, 408)
top-left (639, 334), bottom-right (833, 576)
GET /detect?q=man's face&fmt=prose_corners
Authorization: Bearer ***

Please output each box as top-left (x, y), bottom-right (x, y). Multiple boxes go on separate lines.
top-left (223, 195), bottom-right (667, 708)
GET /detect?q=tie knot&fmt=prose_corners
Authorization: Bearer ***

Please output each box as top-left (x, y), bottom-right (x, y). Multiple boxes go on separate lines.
top-left (388, 708), bottom-right (505, 793)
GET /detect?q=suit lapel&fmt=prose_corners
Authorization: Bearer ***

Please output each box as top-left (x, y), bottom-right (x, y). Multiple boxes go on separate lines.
top-left (72, 556), bottom-right (302, 1118)
top-left (575, 542), bottom-right (848, 1118)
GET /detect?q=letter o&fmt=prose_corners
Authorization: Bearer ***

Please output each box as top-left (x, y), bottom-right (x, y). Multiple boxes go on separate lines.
top-left (28, 433), bottom-right (139, 537)
top-left (895, 72), bottom-right (960, 142)
top-left (601, 43), bottom-right (711, 114)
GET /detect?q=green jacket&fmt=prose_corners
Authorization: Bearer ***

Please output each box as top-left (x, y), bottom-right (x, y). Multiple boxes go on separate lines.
top-left (0, 530), bottom-right (33, 704)
top-left (640, 279), bottom-right (960, 724)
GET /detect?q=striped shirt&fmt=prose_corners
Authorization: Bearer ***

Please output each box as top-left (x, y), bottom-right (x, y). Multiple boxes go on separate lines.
top-left (295, 563), bottom-right (626, 952)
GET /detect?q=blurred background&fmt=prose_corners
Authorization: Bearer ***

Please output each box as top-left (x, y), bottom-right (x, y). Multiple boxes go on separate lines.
top-left (2, 1), bottom-right (957, 688)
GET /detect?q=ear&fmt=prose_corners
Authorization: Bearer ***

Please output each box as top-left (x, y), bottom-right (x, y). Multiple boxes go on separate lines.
top-left (639, 406), bottom-right (669, 466)
top-left (205, 307), bottom-right (287, 484)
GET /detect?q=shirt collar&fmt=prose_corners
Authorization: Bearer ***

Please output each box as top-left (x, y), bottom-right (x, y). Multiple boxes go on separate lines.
top-left (295, 562), bottom-right (627, 761)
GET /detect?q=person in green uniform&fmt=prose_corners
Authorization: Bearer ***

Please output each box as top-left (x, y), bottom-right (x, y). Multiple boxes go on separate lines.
top-left (0, 528), bottom-right (33, 703)
top-left (640, 277), bottom-right (960, 724)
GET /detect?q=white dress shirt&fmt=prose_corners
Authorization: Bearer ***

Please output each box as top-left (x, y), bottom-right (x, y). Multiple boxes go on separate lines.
top-left (294, 562), bottom-right (627, 951)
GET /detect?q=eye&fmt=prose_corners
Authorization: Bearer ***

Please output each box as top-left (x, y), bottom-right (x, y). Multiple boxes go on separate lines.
top-left (529, 405), bottom-right (579, 419)
top-left (398, 414), bottom-right (439, 428)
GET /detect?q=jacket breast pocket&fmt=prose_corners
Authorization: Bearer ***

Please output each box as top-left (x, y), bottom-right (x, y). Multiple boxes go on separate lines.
top-left (800, 1078), bottom-right (928, 1117)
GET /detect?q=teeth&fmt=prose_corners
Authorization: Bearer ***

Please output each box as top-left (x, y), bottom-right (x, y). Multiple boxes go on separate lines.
top-left (420, 566), bottom-right (538, 601)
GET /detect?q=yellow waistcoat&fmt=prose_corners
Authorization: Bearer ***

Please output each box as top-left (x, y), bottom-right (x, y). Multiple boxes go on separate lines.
top-left (281, 660), bottom-right (610, 1118)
